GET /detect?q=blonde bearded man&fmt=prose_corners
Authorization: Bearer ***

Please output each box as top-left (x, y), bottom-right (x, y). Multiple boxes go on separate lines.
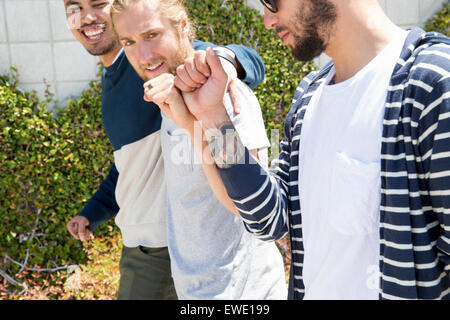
top-left (110, 0), bottom-right (288, 299)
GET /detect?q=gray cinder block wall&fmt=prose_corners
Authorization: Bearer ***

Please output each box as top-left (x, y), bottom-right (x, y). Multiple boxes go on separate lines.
top-left (1, 0), bottom-right (99, 106)
top-left (0, 0), bottom-right (446, 106)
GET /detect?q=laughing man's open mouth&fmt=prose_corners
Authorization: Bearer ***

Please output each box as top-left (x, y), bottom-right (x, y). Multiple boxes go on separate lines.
top-left (80, 23), bottom-right (107, 41)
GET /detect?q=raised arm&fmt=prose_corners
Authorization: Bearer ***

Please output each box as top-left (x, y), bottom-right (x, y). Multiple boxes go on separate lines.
top-left (190, 123), bottom-right (240, 215)
top-left (143, 73), bottom-right (239, 215)
top-left (178, 47), bottom-right (291, 240)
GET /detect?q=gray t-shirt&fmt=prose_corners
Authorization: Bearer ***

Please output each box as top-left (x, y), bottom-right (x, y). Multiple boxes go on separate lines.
top-left (160, 80), bottom-right (287, 299)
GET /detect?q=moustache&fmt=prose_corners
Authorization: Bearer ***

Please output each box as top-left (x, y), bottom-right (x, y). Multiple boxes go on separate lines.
top-left (79, 22), bottom-right (106, 30)
top-left (275, 26), bottom-right (288, 34)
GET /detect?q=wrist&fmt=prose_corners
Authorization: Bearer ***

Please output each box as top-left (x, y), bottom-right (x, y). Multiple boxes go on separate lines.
top-left (214, 47), bottom-right (245, 80)
top-left (184, 119), bottom-right (196, 139)
top-left (202, 116), bottom-right (246, 169)
top-left (196, 103), bottom-right (230, 132)
top-left (209, 126), bottom-right (245, 168)
top-left (213, 47), bottom-right (237, 70)
top-left (216, 46), bottom-right (245, 80)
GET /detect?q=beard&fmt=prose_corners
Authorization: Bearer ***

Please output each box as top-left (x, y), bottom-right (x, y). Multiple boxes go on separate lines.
top-left (140, 37), bottom-right (191, 82)
top-left (290, 31), bottom-right (327, 62)
top-left (86, 38), bottom-right (120, 56)
top-left (76, 21), bottom-right (121, 57)
top-left (287, 0), bottom-right (337, 62)
top-left (166, 42), bottom-right (190, 76)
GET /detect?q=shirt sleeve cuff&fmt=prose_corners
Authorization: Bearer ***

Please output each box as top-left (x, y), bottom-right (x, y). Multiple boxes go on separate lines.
top-left (216, 147), bottom-right (268, 200)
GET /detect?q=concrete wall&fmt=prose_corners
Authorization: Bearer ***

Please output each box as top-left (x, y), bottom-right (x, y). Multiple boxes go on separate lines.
top-left (0, 0), bottom-right (447, 106)
top-left (0, 0), bottom-right (99, 107)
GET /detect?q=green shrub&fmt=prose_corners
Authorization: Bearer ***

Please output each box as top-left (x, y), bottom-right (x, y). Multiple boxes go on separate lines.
top-left (425, 2), bottom-right (449, 36)
top-left (0, 67), bottom-right (116, 295)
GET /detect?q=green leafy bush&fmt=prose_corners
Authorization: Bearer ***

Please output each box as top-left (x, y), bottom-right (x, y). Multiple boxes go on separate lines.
top-left (0, 68), bottom-right (116, 295)
top-left (425, 2), bottom-right (449, 36)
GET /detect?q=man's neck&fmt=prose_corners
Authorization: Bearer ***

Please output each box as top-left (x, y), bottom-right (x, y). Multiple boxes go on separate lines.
top-left (99, 47), bottom-right (123, 68)
top-left (325, 1), bottom-right (405, 83)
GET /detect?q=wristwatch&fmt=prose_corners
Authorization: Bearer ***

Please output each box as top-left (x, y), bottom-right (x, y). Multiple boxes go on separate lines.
top-left (213, 47), bottom-right (238, 70)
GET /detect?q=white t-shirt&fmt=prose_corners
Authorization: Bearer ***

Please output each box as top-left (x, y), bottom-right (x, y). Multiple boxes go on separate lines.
top-left (298, 31), bottom-right (408, 299)
top-left (161, 80), bottom-right (287, 300)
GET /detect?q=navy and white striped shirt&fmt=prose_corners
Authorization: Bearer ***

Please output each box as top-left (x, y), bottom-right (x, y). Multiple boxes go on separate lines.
top-left (218, 28), bottom-right (450, 300)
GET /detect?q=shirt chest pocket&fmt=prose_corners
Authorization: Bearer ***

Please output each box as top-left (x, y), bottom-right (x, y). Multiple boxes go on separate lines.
top-left (329, 152), bottom-right (381, 236)
top-left (161, 128), bottom-right (194, 175)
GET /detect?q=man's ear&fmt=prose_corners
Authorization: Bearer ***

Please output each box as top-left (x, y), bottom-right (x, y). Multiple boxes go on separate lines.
top-left (180, 17), bottom-right (190, 39)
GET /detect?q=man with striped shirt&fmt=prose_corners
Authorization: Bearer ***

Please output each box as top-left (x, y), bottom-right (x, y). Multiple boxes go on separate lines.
top-left (163, 0), bottom-right (450, 299)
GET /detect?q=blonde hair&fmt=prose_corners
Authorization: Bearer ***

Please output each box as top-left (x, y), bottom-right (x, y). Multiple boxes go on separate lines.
top-left (110, 0), bottom-right (196, 42)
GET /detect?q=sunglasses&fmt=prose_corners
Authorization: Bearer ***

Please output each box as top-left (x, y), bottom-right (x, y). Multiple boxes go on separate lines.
top-left (259, 0), bottom-right (278, 13)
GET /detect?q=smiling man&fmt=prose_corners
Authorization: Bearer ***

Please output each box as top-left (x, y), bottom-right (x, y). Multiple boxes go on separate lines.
top-left (62, 0), bottom-right (267, 299)
top-left (110, 0), bottom-right (287, 299)
top-left (65, 0), bottom-right (120, 64)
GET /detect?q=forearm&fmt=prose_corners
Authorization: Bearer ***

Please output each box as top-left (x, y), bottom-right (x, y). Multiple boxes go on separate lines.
top-left (78, 197), bottom-right (118, 231)
top-left (78, 163), bottom-right (120, 231)
top-left (195, 103), bottom-right (246, 169)
top-left (185, 121), bottom-right (239, 215)
top-left (193, 108), bottom-right (289, 240)
top-left (214, 47), bottom-right (245, 81)
top-left (216, 147), bottom-right (290, 241)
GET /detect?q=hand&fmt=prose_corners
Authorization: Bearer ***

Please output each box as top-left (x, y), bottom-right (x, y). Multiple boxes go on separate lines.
top-left (175, 49), bottom-right (242, 114)
top-left (67, 216), bottom-right (93, 242)
top-left (144, 73), bottom-right (196, 130)
top-left (179, 47), bottom-right (230, 129)
top-left (174, 50), bottom-right (210, 92)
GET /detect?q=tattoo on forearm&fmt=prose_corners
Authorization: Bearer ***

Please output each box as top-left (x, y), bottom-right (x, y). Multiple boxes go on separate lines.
top-left (205, 121), bottom-right (245, 168)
